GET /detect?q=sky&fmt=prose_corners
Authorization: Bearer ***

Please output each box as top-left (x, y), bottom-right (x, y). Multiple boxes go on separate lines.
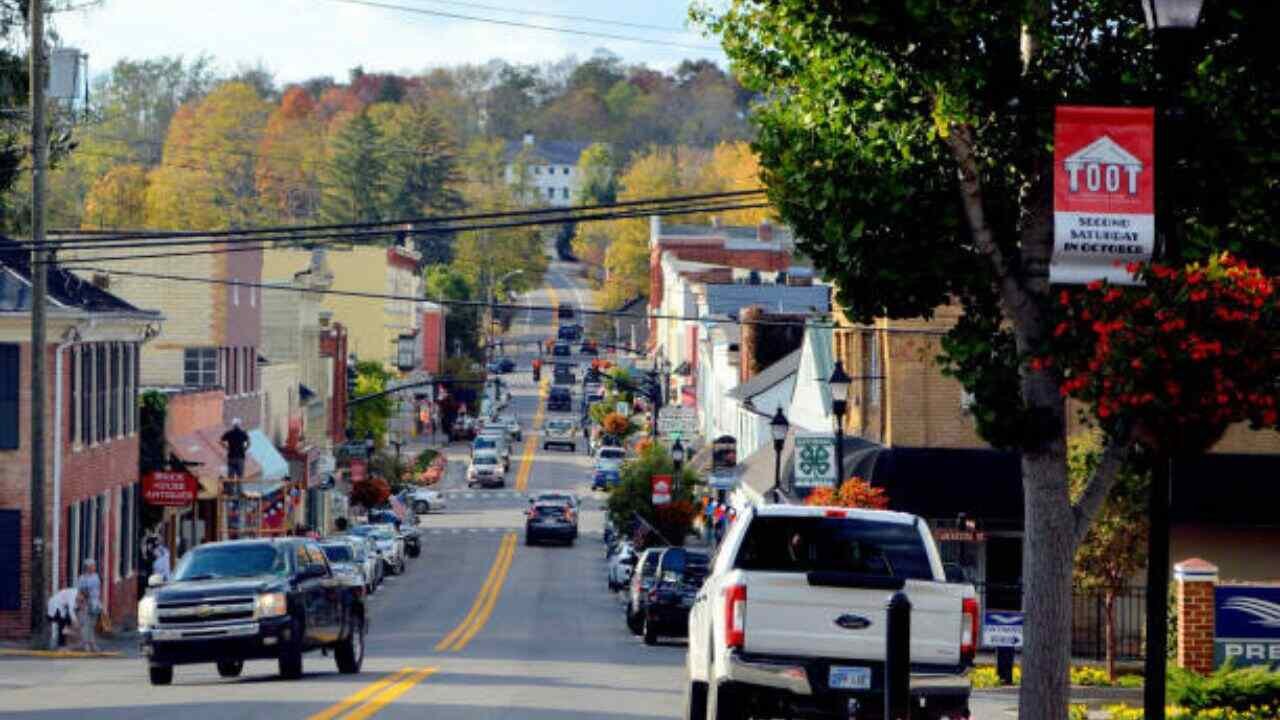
top-left (49, 0), bottom-right (727, 85)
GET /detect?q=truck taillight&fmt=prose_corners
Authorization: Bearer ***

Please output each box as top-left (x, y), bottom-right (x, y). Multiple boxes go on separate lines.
top-left (724, 584), bottom-right (747, 650)
top-left (960, 597), bottom-right (978, 664)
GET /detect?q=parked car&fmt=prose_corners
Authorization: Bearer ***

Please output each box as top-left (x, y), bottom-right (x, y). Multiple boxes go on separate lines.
top-left (553, 363), bottom-right (576, 385)
top-left (607, 544), bottom-right (639, 591)
top-left (541, 417), bottom-right (577, 451)
top-left (625, 548), bottom-right (668, 635)
top-left (467, 450), bottom-right (505, 488)
top-left (558, 324), bottom-right (583, 342)
top-left (684, 505), bottom-right (977, 720)
top-left (348, 525), bottom-right (406, 575)
top-left (137, 538), bottom-right (365, 685)
top-left (525, 502), bottom-right (576, 546)
top-left (641, 548), bottom-right (709, 645)
top-left (547, 386), bottom-right (573, 413)
top-left (552, 342), bottom-right (571, 357)
top-left (406, 487), bottom-right (447, 514)
top-left (487, 356), bottom-right (516, 374)
top-left (473, 433), bottom-right (510, 472)
top-left (339, 535), bottom-right (382, 594)
top-left (320, 541), bottom-right (369, 595)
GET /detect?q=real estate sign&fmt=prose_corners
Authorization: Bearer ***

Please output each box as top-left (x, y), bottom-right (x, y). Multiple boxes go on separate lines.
top-left (1215, 585), bottom-right (1280, 669)
top-left (793, 433), bottom-right (836, 488)
top-left (1051, 105), bottom-right (1155, 285)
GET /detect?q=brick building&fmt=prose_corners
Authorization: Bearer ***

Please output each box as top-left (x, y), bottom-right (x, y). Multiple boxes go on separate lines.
top-left (0, 238), bottom-right (162, 639)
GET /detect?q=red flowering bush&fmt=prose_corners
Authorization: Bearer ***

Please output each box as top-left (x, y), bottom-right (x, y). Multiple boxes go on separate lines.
top-left (350, 477), bottom-right (391, 509)
top-left (1048, 253), bottom-right (1280, 453)
top-left (804, 477), bottom-right (890, 510)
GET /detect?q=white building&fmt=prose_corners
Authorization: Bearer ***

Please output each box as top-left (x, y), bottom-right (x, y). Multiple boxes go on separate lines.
top-left (503, 133), bottom-right (591, 207)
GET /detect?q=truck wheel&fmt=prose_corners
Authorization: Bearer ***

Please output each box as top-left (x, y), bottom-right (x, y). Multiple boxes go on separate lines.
top-left (335, 615), bottom-right (365, 674)
top-left (707, 680), bottom-right (746, 720)
top-left (216, 660), bottom-right (243, 678)
top-left (626, 610), bottom-right (643, 636)
top-left (683, 680), bottom-right (708, 720)
top-left (278, 619), bottom-right (304, 679)
top-left (643, 616), bottom-right (658, 646)
top-left (148, 664), bottom-right (173, 686)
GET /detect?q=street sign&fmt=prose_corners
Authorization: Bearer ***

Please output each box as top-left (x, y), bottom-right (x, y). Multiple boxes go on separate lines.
top-left (982, 611), bottom-right (1025, 648)
top-left (793, 433), bottom-right (837, 488)
top-left (1214, 585), bottom-right (1280, 669)
top-left (657, 407), bottom-right (697, 436)
top-left (651, 474), bottom-right (672, 506)
top-left (1051, 105), bottom-right (1155, 285)
top-left (141, 470), bottom-right (198, 506)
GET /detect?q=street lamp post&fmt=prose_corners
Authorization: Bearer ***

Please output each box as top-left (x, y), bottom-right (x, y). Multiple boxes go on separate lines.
top-left (827, 360), bottom-right (852, 486)
top-left (769, 407), bottom-right (789, 501)
top-left (1140, 2), bottom-right (1203, 718)
top-left (671, 438), bottom-right (685, 492)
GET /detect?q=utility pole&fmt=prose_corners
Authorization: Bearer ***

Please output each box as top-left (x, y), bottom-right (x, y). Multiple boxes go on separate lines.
top-left (28, 0), bottom-right (48, 647)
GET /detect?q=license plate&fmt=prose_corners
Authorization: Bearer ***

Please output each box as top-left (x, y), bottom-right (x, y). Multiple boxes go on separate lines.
top-left (828, 665), bottom-right (872, 690)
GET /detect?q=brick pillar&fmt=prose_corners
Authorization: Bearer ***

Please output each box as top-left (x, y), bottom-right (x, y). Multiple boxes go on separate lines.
top-left (1174, 557), bottom-right (1218, 675)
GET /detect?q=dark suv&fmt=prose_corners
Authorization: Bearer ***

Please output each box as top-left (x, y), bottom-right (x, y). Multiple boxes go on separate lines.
top-left (525, 502), bottom-right (577, 546)
top-left (547, 386), bottom-right (572, 412)
top-left (641, 548), bottom-right (709, 645)
top-left (137, 538), bottom-right (365, 685)
top-left (625, 547), bottom-right (668, 635)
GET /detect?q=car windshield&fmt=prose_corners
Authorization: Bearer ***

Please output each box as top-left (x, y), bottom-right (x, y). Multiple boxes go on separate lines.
top-left (172, 544), bottom-right (286, 581)
top-left (733, 516), bottom-right (933, 580)
top-left (534, 505), bottom-right (565, 517)
top-left (539, 494), bottom-right (572, 505)
top-left (321, 544), bottom-right (353, 562)
top-left (599, 448), bottom-right (625, 460)
top-left (474, 455), bottom-right (497, 466)
top-left (370, 528), bottom-right (398, 541)
top-left (474, 437), bottom-right (496, 448)
top-left (546, 419), bottom-right (573, 432)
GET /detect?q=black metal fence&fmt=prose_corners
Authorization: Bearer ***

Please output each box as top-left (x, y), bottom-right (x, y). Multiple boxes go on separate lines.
top-left (974, 583), bottom-right (1148, 661)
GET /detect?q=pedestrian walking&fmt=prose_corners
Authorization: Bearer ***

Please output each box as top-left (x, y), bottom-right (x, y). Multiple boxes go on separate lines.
top-left (46, 587), bottom-right (78, 649)
top-left (75, 559), bottom-right (102, 652)
top-left (151, 541), bottom-right (172, 583)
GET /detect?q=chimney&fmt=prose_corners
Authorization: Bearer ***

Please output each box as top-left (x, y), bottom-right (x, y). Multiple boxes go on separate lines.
top-left (757, 220), bottom-right (774, 243)
top-left (522, 131), bottom-right (535, 147)
top-left (739, 307), bottom-right (763, 384)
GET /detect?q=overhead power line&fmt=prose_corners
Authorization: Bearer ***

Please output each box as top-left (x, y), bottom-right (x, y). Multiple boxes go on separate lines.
top-left (400, 0), bottom-right (689, 33)
top-left (33, 188), bottom-right (766, 250)
top-left (321, 0), bottom-right (722, 52)
top-left (58, 264), bottom-right (840, 330)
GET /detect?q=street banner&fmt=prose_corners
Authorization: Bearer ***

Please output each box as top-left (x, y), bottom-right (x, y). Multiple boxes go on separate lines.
top-left (141, 470), bottom-right (198, 506)
top-left (651, 474), bottom-right (672, 506)
top-left (1051, 105), bottom-right (1155, 285)
top-left (1214, 585), bottom-right (1280, 669)
top-left (793, 433), bottom-right (837, 488)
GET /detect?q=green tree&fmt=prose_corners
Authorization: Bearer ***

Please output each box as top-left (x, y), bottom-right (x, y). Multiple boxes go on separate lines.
top-left (380, 101), bottom-right (465, 249)
top-left (350, 361), bottom-right (393, 443)
top-left (424, 264), bottom-right (480, 358)
top-left (605, 443), bottom-right (700, 548)
top-left (319, 110), bottom-right (386, 225)
top-left (700, 2), bottom-right (1279, 716)
top-left (1069, 432), bottom-right (1149, 683)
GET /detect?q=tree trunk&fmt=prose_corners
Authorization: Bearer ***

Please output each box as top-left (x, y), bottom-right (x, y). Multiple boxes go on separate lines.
top-left (1017, 450), bottom-right (1076, 720)
top-left (1105, 590), bottom-right (1117, 683)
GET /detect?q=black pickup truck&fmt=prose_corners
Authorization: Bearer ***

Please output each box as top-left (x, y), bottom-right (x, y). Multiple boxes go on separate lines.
top-left (137, 538), bottom-right (366, 685)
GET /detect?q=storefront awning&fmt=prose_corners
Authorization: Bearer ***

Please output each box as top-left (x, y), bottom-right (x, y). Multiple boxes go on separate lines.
top-left (247, 429), bottom-right (290, 482)
top-left (168, 429), bottom-right (262, 500)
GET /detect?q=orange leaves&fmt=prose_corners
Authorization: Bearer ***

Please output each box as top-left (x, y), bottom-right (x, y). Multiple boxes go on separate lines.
top-left (803, 477), bottom-right (889, 510)
top-left (601, 412), bottom-right (632, 437)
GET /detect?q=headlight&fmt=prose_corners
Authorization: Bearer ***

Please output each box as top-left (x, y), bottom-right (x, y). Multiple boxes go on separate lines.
top-left (253, 591), bottom-right (288, 619)
top-left (137, 596), bottom-right (157, 628)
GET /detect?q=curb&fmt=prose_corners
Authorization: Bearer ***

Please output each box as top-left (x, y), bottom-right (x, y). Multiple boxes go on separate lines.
top-left (0, 648), bottom-right (122, 659)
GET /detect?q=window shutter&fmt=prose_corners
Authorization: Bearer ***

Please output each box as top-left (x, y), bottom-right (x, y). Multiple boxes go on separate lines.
top-left (0, 510), bottom-right (19, 610)
top-left (0, 344), bottom-right (18, 449)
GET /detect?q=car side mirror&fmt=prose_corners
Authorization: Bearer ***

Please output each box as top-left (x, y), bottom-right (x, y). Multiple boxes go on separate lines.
top-left (147, 573), bottom-right (166, 588)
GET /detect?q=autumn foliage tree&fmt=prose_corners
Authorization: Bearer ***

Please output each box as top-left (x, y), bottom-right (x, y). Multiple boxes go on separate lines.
top-left (82, 164), bottom-right (149, 230)
top-left (349, 477), bottom-right (391, 509)
top-left (256, 86), bottom-right (324, 222)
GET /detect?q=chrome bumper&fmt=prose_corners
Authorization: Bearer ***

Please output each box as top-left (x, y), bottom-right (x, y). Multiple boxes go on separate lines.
top-left (725, 654), bottom-right (971, 697)
top-left (148, 622), bottom-right (260, 641)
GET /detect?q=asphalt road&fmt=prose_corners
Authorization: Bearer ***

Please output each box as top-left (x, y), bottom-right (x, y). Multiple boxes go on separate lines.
top-left (0, 259), bottom-right (1012, 719)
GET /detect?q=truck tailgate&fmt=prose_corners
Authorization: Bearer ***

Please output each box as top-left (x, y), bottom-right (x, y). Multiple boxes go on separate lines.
top-left (742, 572), bottom-right (962, 665)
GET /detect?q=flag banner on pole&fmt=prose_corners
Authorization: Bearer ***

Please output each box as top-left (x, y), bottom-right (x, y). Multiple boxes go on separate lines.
top-left (1051, 105), bottom-right (1155, 285)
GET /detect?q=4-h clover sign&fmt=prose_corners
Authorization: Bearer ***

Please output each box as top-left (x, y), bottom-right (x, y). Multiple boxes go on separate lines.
top-left (794, 433), bottom-right (837, 488)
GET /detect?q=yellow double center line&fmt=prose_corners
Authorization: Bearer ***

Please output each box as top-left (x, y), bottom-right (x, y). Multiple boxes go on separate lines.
top-left (307, 666), bottom-right (437, 720)
top-left (434, 532), bottom-right (518, 652)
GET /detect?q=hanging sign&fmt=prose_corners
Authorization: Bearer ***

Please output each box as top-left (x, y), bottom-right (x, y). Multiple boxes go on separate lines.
top-left (1051, 105), bottom-right (1155, 285)
top-left (141, 470), bottom-right (198, 506)
top-left (651, 474), bottom-right (672, 506)
top-left (793, 433), bottom-right (837, 488)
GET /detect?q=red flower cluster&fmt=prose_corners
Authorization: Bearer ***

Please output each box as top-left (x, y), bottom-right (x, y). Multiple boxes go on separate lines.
top-left (1047, 253), bottom-right (1280, 452)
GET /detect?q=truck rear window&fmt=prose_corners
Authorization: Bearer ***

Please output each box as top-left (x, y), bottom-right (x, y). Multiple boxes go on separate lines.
top-left (733, 516), bottom-right (934, 580)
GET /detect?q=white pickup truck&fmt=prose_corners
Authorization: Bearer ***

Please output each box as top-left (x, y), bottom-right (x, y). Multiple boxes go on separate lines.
top-left (684, 505), bottom-right (977, 720)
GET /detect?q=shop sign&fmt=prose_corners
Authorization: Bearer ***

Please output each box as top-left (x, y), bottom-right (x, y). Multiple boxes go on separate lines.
top-left (651, 474), bottom-right (672, 506)
top-left (793, 433), bottom-right (836, 488)
top-left (1051, 105), bottom-right (1155, 285)
top-left (982, 611), bottom-right (1024, 648)
top-left (712, 435), bottom-right (738, 472)
top-left (142, 470), bottom-right (198, 506)
top-left (1215, 586), bottom-right (1280, 669)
